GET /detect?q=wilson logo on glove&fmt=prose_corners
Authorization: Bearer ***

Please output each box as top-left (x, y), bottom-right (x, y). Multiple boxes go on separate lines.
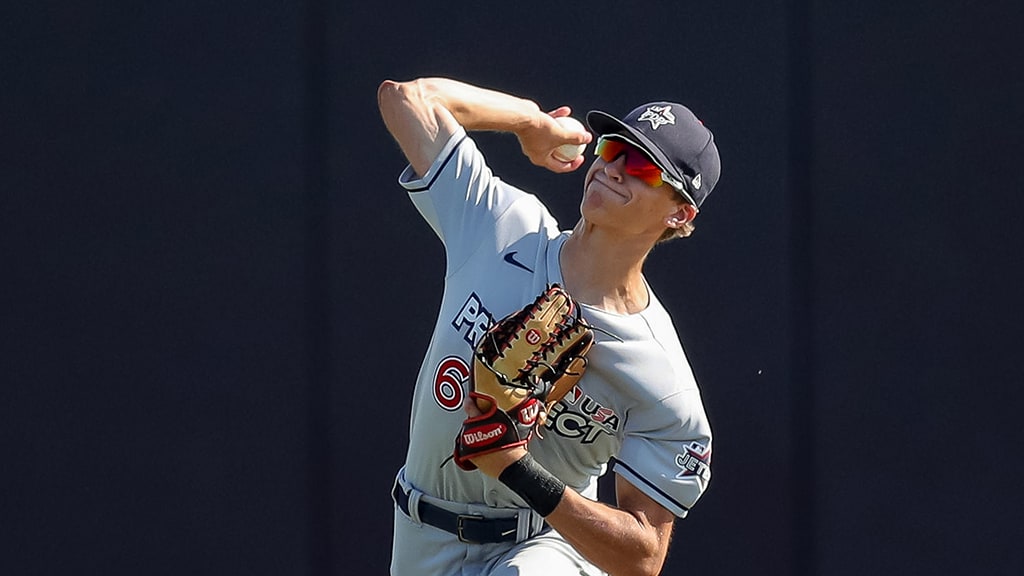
top-left (518, 402), bottom-right (540, 426)
top-left (462, 424), bottom-right (509, 446)
top-left (462, 424), bottom-right (508, 446)
top-left (526, 329), bottom-right (542, 345)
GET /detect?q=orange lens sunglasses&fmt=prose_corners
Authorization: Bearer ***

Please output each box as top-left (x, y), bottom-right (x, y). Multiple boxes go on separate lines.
top-left (594, 137), bottom-right (668, 188)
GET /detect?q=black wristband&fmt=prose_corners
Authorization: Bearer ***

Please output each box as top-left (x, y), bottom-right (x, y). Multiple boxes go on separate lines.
top-left (498, 453), bottom-right (566, 517)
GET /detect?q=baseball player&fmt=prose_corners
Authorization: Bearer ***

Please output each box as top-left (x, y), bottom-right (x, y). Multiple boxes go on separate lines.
top-left (378, 76), bottom-right (720, 576)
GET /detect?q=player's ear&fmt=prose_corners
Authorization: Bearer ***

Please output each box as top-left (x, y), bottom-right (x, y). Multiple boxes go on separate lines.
top-left (665, 203), bottom-right (698, 229)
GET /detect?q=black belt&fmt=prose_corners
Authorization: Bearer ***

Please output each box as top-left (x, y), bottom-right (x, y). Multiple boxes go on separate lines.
top-left (392, 483), bottom-right (532, 544)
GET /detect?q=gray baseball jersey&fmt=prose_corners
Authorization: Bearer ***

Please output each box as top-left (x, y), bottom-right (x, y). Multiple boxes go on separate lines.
top-left (392, 127), bottom-right (712, 572)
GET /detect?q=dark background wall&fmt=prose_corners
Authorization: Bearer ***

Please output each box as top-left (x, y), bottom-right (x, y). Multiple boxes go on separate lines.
top-left (3, 1), bottom-right (1022, 575)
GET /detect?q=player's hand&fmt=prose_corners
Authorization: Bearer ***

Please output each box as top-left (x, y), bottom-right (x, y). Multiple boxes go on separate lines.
top-left (517, 107), bottom-right (592, 173)
top-left (462, 398), bottom-right (531, 477)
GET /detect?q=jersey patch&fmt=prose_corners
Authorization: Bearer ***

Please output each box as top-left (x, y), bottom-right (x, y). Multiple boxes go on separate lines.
top-left (675, 441), bottom-right (711, 482)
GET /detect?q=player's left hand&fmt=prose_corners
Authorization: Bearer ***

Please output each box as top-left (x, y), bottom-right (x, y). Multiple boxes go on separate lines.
top-left (450, 285), bottom-right (594, 471)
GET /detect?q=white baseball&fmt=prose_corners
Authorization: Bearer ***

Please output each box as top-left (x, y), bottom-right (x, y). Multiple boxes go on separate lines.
top-left (552, 116), bottom-right (588, 163)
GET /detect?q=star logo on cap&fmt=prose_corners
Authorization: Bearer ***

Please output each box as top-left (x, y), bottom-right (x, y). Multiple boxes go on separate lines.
top-left (638, 105), bottom-right (676, 130)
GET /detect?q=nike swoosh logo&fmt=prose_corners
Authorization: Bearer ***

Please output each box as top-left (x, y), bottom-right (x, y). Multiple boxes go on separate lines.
top-left (503, 251), bottom-right (534, 273)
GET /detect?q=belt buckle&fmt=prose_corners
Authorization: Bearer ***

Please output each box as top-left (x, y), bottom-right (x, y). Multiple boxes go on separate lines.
top-left (456, 514), bottom-right (485, 543)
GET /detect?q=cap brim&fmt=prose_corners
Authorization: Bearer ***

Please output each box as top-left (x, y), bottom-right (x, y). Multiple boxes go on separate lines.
top-left (586, 110), bottom-right (698, 206)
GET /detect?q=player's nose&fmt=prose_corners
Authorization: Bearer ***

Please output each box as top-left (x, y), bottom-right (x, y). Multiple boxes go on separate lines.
top-left (603, 154), bottom-right (626, 182)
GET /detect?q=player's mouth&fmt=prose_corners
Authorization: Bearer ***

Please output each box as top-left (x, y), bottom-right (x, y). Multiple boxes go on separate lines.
top-left (587, 174), bottom-right (630, 201)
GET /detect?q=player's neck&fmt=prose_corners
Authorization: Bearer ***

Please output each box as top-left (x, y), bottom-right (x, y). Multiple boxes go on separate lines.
top-left (560, 222), bottom-right (651, 315)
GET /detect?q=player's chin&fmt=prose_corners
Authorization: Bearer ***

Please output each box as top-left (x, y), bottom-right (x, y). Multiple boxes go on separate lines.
top-left (580, 194), bottom-right (617, 223)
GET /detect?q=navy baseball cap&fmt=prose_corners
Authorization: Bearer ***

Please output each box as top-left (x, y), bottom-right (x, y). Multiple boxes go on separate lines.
top-left (587, 102), bottom-right (721, 207)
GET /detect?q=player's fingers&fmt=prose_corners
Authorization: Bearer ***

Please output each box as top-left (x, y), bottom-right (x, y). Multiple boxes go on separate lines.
top-left (545, 158), bottom-right (573, 173)
top-left (537, 409), bottom-right (548, 428)
top-left (463, 396), bottom-right (485, 417)
top-left (546, 154), bottom-right (588, 173)
top-left (547, 106), bottom-right (572, 119)
top-left (569, 155), bottom-right (588, 170)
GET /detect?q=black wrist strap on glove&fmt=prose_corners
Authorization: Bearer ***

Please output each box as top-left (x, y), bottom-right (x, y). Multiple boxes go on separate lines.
top-left (498, 453), bottom-right (566, 517)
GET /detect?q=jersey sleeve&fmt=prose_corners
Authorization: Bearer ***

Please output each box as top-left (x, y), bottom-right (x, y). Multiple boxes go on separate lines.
top-left (397, 128), bottom-right (533, 275)
top-left (613, 388), bottom-right (713, 518)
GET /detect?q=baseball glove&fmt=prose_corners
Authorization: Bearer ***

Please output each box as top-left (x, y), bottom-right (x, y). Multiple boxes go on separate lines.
top-left (454, 284), bottom-right (594, 471)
